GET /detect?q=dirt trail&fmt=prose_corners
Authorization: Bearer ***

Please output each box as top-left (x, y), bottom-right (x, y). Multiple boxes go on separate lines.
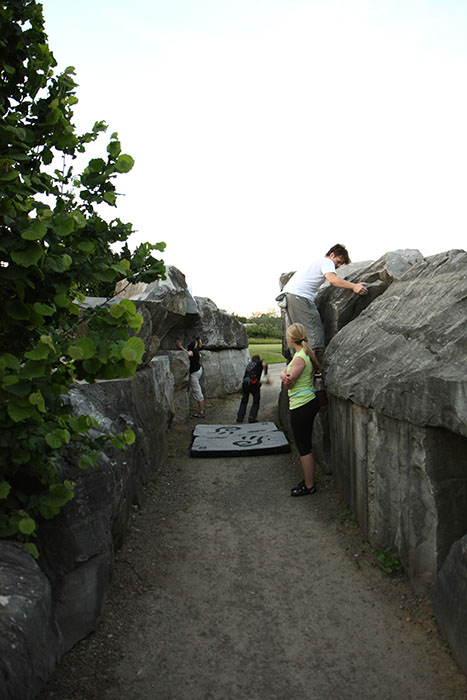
top-left (40, 365), bottom-right (467, 700)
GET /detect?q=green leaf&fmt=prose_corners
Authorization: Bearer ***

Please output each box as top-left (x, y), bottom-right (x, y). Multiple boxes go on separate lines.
top-left (61, 253), bottom-right (72, 269)
top-left (45, 428), bottom-right (71, 448)
top-left (42, 148), bottom-right (53, 165)
top-left (103, 191), bottom-right (116, 205)
top-left (69, 414), bottom-right (97, 432)
top-left (107, 140), bottom-right (121, 157)
top-left (29, 391), bottom-right (46, 412)
top-left (33, 302), bottom-right (56, 317)
top-left (0, 354), bottom-right (21, 371)
top-left (121, 336), bottom-right (145, 363)
top-left (118, 297), bottom-right (135, 313)
top-left (123, 429), bottom-right (135, 445)
top-left (6, 300), bottom-right (31, 320)
top-left (70, 210), bottom-right (86, 228)
top-left (79, 452), bottom-right (99, 469)
top-left (12, 448), bottom-right (31, 464)
top-left (24, 543), bottom-right (39, 559)
top-left (128, 312), bottom-right (143, 332)
top-left (2, 375), bottom-right (19, 388)
top-left (115, 154), bottom-right (135, 173)
top-left (19, 517), bottom-right (36, 535)
top-left (68, 337), bottom-right (97, 360)
top-left (82, 357), bottom-right (102, 374)
top-left (21, 361), bottom-right (47, 379)
top-left (95, 268), bottom-right (117, 283)
top-left (21, 220), bottom-right (48, 241)
top-left (88, 157), bottom-right (106, 172)
top-left (42, 483), bottom-right (74, 508)
top-left (109, 303), bottom-right (125, 319)
top-left (25, 341), bottom-right (51, 360)
top-left (47, 254), bottom-right (71, 273)
top-left (77, 240), bottom-right (95, 254)
top-left (53, 213), bottom-right (75, 237)
top-left (0, 482), bottom-right (11, 499)
top-left (54, 292), bottom-right (71, 307)
top-left (11, 243), bottom-right (43, 267)
top-left (7, 402), bottom-right (36, 422)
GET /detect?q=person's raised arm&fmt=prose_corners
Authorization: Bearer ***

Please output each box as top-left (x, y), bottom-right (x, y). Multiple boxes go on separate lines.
top-left (324, 272), bottom-right (368, 295)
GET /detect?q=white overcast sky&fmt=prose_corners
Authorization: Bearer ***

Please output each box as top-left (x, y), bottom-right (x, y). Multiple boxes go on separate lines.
top-left (41, 0), bottom-right (467, 316)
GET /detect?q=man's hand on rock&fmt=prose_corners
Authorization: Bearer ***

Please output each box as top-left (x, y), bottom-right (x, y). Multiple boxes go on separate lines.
top-left (353, 283), bottom-right (368, 295)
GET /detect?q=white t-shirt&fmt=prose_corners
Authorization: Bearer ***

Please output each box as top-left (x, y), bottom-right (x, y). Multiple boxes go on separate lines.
top-left (283, 257), bottom-right (336, 301)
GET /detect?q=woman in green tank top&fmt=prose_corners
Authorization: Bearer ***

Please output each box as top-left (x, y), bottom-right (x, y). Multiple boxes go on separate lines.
top-left (280, 323), bottom-right (321, 496)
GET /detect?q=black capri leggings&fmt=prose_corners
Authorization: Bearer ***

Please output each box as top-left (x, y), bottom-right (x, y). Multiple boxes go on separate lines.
top-left (289, 397), bottom-right (320, 456)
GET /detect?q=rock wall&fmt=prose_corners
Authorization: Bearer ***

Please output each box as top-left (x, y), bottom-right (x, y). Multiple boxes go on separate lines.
top-left (0, 269), bottom-right (250, 699)
top-left (279, 248), bottom-right (467, 672)
top-left (322, 249), bottom-right (467, 671)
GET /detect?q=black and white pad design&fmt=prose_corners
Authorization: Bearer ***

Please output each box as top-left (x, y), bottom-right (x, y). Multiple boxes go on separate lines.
top-left (190, 422), bottom-right (290, 458)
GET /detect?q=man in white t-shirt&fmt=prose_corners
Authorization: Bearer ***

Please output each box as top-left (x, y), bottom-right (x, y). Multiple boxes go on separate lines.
top-left (282, 244), bottom-right (367, 358)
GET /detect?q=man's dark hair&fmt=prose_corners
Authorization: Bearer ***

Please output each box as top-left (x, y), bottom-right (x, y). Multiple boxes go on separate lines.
top-left (251, 354), bottom-right (260, 362)
top-left (325, 244), bottom-right (350, 264)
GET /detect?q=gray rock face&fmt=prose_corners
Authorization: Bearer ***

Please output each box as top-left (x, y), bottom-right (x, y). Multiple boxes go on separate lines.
top-left (169, 350), bottom-right (190, 422)
top-left (201, 348), bottom-right (250, 398)
top-left (279, 248), bottom-right (467, 669)
top-left (317, 251), bottom-right (422, 346)
top-left (38, 358), bottom-right (174, 654)
top-left (160, 296), bottom-right (248, 352)
top-left (325, 250), bottom-right (467, 434)
top-left (0, 358), bottom-right (174, 699)
top-left (0, 544), bottom-right (57, 700)
top-left (322, 250), bottom-right (467, 594)
top-left (431, 535), bottom-right (467, 673)
top-left (114, 266), bottom-right (199, 361)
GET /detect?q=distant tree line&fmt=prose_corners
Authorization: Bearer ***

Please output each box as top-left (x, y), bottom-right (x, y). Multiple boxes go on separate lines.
top-left (233, 311), bottom-right (282, 339)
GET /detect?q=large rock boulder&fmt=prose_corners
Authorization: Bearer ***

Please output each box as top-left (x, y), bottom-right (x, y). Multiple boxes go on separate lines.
top-left (201, 348), bottom-right (250, 398)
top-left (322, 249), bottom-right (467, 593)
top-left (431, 535), bottom-right (467, 673)
top-left (316, 252), bottom-right (420, 345)
top-left (311, 250), bottom-right (423, 472)
top-left (160, 296), bottom-right (248, 352)
top-left (38, 357), bottom-right (174, 654)
top-left (0, 356), bottom-right (175, 699)
top-left (114, 265), bottom-right (199, 361)
top-left (0, 544), bottom-right (57, 700)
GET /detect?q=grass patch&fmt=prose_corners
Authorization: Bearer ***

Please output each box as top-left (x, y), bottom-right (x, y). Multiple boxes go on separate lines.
top-left (248, 342), bottom-right (285, 364)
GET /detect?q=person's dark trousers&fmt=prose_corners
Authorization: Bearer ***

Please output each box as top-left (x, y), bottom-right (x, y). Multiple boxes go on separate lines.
top-left (249, 385), bottom-right (261, 420)
top-left (237, 385), bottom-right (261, 421)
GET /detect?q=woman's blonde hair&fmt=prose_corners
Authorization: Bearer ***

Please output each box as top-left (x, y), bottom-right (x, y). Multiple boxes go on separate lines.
top-left (286, 323), bottom-right (320, 372)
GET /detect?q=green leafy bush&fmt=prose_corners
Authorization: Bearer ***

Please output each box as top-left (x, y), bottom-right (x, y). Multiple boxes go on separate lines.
top-left (0, 0), bottom-right (166, 557)
top-left (246, 323), bottom-right (281, 339)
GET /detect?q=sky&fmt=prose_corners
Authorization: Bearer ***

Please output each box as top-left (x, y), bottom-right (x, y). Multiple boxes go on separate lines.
top-left (41, 0), bottom-right (467, 316)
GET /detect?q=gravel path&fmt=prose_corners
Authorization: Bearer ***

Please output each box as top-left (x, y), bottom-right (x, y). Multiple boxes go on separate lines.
top-left (39, 365), bottom-right (467, 700)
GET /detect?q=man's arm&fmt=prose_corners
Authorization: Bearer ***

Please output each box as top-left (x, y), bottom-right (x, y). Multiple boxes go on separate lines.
top-left (176, 339), bottom-right (193, 356)
top-left (324, 272), bottom-right (368, 295)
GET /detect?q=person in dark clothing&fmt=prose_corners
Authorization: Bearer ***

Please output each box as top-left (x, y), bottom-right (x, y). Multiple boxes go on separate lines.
top-left (236, 355), bottom-right (268, 423)
top-left (176, 337), bottom-right (205, 418)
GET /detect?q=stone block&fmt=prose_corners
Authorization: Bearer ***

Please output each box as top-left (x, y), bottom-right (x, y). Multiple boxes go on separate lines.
top-left (201, 348), bottom-right (250, 398)
top-left (431, 534), bottom-right (467, 674)
top-left (317, 251), bottom-right (422, 346)
top-left (37, 358), bottom-right (174, 654)
top-left (0, 543), bottom-right (58, 700)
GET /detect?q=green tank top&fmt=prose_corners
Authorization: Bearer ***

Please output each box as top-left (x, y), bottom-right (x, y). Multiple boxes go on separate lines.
top-left (287, 348), bottom-right (316, 410)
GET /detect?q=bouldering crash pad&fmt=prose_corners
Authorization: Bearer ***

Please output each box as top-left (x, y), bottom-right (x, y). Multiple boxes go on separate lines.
top-left (190, 422), bottom-right (290, 458)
